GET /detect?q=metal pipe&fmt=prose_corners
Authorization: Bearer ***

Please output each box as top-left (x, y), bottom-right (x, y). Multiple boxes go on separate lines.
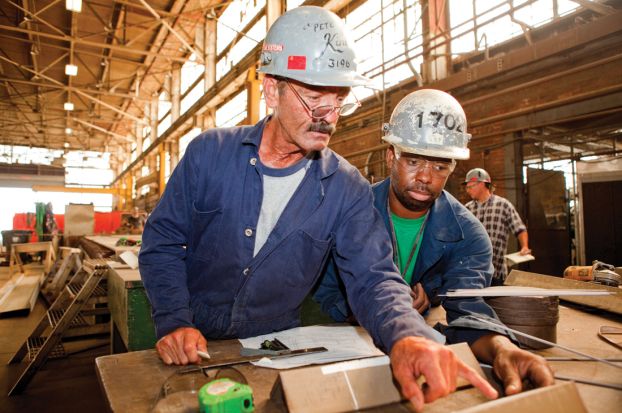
top-left (468, 315), bottom-right (622, 370)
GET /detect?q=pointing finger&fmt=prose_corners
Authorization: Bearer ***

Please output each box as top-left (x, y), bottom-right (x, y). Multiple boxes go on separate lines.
top-left (458, 362), bottom-right (498, 399)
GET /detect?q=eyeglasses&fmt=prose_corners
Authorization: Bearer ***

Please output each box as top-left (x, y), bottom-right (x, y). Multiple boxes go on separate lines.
top-left (396, 155), bottom-right (455, 178)
top-left (285, 80), bottom-right (361, 120)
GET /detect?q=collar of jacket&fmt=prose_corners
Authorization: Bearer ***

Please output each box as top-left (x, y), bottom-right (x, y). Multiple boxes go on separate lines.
top-left (241, 116), bottom-right (340, 180)
top-left (373, 178), bottom-right (467, 282)
top-left (372, 178), bottom-right (465, 243)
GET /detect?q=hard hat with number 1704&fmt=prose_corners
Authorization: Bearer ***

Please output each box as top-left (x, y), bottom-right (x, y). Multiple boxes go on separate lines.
top-left (258, 6), bottom-right (372, 87)
top-left (382, 89), bottom-right (471, 160)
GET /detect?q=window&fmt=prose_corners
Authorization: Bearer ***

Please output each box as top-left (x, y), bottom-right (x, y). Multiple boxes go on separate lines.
top-left (449, 0), bottom-right (581, 56)
top-left (181, 79), bottom-right (205, 114)
top-left (216, 91), bottom-right (247, 127)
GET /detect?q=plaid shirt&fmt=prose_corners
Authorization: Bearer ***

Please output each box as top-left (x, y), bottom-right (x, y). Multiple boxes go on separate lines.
top-left (466, 194), bottom-right (526, 282)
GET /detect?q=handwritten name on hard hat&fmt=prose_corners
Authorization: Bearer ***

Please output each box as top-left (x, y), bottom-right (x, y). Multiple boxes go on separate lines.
top-left (304, 22), bottom-right (335, 32)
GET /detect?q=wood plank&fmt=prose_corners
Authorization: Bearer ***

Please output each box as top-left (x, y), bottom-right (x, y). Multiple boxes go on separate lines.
top-left (11, 242), bottom-right (54, 254)
top-left (0, 274), bottom-right (43, 316)
top-left (505, 270), bottom-right (622, 315)
top-left (0, 266), bottom-right (10, 281)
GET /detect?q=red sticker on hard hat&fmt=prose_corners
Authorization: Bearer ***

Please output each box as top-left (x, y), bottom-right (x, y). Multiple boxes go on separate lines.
top-left (287, 55), bottom-right (306, 70)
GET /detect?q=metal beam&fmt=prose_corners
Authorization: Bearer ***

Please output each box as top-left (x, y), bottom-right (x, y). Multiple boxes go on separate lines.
top-left (31, 185), bottom-right (119, 194)
top-left (111, 42), bottom-right (261, 184)
top-left (104, 0), bottom-right (188, 149)
top-left (427, 9), bottom-right (622, 93)
top-left (0, 76), bottom-right (151, 102)
top-left (0, 24), bottom-right (189, 63)
top-left (0, 34), bottom-right (146, 67)
top-left (0, 55), bottom-right (146, 125)
top-left (470, 85), bottom-right (622, 129)
top-left (471, 91), bottom-right (622, 144)
top-left (138, 0), bottom-right (204, 63)
top-left (73, 118), bottom-right (134, 143)
top-left (571, 0), bottom-right (616, 15)
top-left (9, 0), bottom-right (65, 37)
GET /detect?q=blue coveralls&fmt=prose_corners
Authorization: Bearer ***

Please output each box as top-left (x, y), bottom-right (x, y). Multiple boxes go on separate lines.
top-left (139, 117), bottom-right (441, 352)
top-left (315, 178), bottom-right (510, 345)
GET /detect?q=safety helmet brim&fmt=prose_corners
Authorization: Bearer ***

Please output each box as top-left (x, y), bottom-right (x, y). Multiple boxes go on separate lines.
top-left (385, 138), bottom-right (470, 160)
top-left (259, 66), bottom-right (373, 88)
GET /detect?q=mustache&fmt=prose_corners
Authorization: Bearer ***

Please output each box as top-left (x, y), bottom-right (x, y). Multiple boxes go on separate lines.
top-left (308, 121), bottom-right (336, 135)
top-left (407, 182), bottom-right (431, 194)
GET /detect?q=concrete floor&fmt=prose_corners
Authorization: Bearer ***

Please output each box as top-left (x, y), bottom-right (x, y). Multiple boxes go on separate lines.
top-left (1, 268), bottom-right (109, 413)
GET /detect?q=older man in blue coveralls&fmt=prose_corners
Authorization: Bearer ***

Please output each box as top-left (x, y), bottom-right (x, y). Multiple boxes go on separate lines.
top-left (139, 6), bottom-right (545, 411)
top-left (314, 89), bottom-right (553, 397)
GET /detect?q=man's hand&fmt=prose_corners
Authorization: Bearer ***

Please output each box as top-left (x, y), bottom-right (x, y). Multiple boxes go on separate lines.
top-left (519, 246), bottom-right (532, 255)
top-left (472, 334), bottom-right (554, 395)
top-left (491, 342), bottom-right (554, 395)
top-left (390, 336), bottom-right (498, 412)
top-left (410, 283), bottom-right (431, 314)
top-left (155, 327), bottom-right (208, 365)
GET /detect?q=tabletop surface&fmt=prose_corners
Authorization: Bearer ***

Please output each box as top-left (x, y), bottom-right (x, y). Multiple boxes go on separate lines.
top-left (95, 305), bottom-right (622, 413)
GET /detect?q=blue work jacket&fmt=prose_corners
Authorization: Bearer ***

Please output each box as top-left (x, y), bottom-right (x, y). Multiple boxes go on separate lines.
top-left (139, 117), bottom-right (440, 352)
top-left (315, 178), bottom-right (510, 345)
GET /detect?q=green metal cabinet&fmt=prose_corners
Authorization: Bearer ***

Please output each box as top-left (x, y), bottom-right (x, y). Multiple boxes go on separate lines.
top-left (108, 268), bottom-right (157, 352)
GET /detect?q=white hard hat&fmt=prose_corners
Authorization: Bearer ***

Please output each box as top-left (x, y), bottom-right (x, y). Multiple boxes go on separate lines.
top-left (382, 89), bottom-right (471, 160)
top-left (258, 6), bottom-right (372, 87)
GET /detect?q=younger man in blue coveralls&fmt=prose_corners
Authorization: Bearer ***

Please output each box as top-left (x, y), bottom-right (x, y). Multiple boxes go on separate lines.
top-left (315, 89), bottom-right (553, 397)
top-left (139, 7), bottom-right (508, 411)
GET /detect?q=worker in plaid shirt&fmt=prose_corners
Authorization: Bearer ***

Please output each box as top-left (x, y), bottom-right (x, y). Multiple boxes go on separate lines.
top-left (464, 168), bottom-right (531, 285)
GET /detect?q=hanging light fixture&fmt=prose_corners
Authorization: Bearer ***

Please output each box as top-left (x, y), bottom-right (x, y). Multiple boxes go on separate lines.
top-left (65, 0), bottom-right (82, 12)
top-left (65, 64), bottom-right (78, 76)
top-left (64, 102), bottom-right (74, 111)
top-left (65, 127), bottom-right (73, 135)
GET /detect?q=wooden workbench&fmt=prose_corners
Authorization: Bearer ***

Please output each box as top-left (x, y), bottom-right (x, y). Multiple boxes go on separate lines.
top-left (95, 305), bottom-right (621, 413)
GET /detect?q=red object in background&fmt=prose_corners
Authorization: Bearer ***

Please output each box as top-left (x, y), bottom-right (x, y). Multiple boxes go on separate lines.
top-left (12, 211), bottom-right (124, 240)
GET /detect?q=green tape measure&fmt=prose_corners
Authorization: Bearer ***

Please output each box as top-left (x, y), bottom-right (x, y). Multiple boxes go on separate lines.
top-left (198, 378), bottom-right (254, 413)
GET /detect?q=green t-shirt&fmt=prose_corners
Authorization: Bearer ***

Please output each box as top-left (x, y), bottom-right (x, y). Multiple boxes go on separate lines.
top-left (391, 212), bottom-right (427, 285)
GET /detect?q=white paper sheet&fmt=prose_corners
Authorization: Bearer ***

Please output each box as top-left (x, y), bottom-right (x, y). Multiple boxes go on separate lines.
top-left (238, 325), bottom-right (384, 369)
top-left (504, 251), bottom-right (535, 266)
top-left (119, 251), bottom-right (139, 269)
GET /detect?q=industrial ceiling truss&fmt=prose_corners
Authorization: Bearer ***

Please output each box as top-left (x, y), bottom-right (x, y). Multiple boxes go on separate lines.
top-left (0, 0), bottom-right (621, 212)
